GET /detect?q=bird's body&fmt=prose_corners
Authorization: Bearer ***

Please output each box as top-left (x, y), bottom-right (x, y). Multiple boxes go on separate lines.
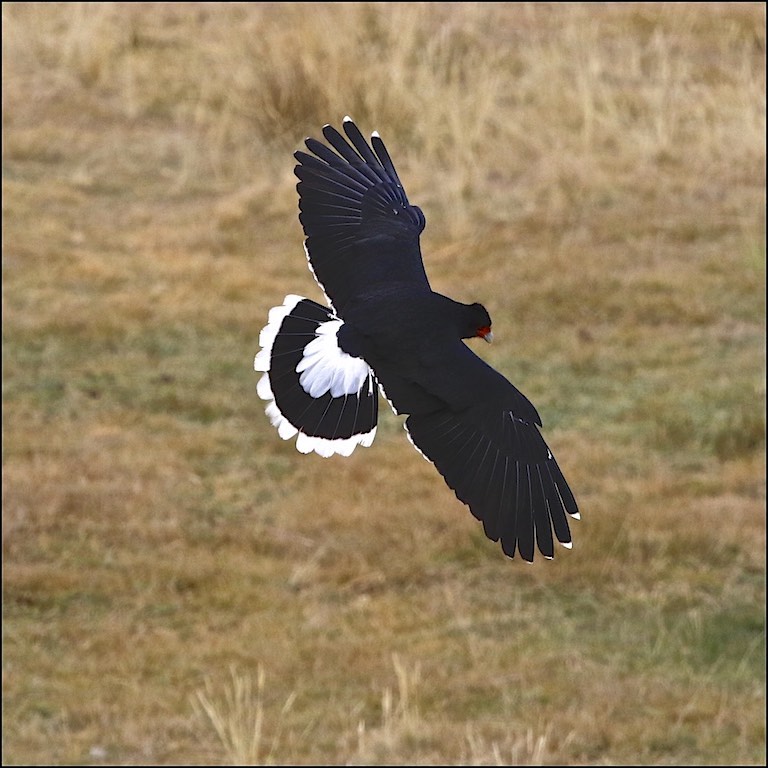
top-left (255, 117), bottom-right (579, 561)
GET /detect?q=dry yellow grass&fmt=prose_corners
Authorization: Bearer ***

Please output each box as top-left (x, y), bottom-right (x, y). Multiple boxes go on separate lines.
top-left (3, 2), bottom-right (765, 765)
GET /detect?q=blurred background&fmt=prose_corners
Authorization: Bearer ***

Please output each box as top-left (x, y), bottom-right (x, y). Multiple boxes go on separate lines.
top-left (2, 2), bottom-right (765, 764)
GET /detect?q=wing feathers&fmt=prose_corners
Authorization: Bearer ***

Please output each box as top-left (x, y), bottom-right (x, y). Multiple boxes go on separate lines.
top-left (405, 407), bottom-right (578, 561)
top-left (532, 466), bottom-right (555, 559)
top-left (296, 118), bottom-right (429, 311)
top-left (342, 119), bottom-right (390, 181)
top-left (321, 123), bottom-right (367, 164)
top-left (371, 134), bottom-right (405, 188)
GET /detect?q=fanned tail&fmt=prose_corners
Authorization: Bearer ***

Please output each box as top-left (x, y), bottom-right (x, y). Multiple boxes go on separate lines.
top-left (255, 295), bottom-right (378, 457)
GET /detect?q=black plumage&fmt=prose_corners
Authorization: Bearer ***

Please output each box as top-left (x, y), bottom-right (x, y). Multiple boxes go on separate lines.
top-left (255, 117), bottom-right (579, 561)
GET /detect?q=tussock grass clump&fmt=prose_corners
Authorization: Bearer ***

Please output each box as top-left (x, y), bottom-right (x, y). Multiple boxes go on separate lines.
top-left (195, 665), bottom-right (296, 765)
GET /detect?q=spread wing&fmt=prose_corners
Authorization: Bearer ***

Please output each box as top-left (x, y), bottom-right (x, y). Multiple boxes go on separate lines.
top-left (378, 338), bottom-right (578, 562)
top-left (405, 406), bottom-right (579, 562)
top-left (294, 117), bottom-right (430, 314)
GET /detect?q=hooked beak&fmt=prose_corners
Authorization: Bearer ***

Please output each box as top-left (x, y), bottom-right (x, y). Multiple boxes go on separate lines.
top-left (478, 327), bottom-right (494, 344)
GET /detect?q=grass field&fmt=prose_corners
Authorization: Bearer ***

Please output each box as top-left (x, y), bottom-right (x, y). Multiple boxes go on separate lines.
top-left (2, 2), bottom-right (766, 764)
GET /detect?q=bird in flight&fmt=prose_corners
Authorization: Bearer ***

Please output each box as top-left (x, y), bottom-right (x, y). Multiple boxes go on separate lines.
top-left (254, 117), bottom-right (579, 561)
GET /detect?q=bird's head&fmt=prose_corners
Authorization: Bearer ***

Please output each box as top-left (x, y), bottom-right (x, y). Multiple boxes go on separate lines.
top-left (464, 302), bottom-right (493, 344)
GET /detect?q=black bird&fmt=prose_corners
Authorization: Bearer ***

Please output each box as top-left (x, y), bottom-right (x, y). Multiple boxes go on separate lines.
top-left (255, 117), bottom-right (579, 561)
